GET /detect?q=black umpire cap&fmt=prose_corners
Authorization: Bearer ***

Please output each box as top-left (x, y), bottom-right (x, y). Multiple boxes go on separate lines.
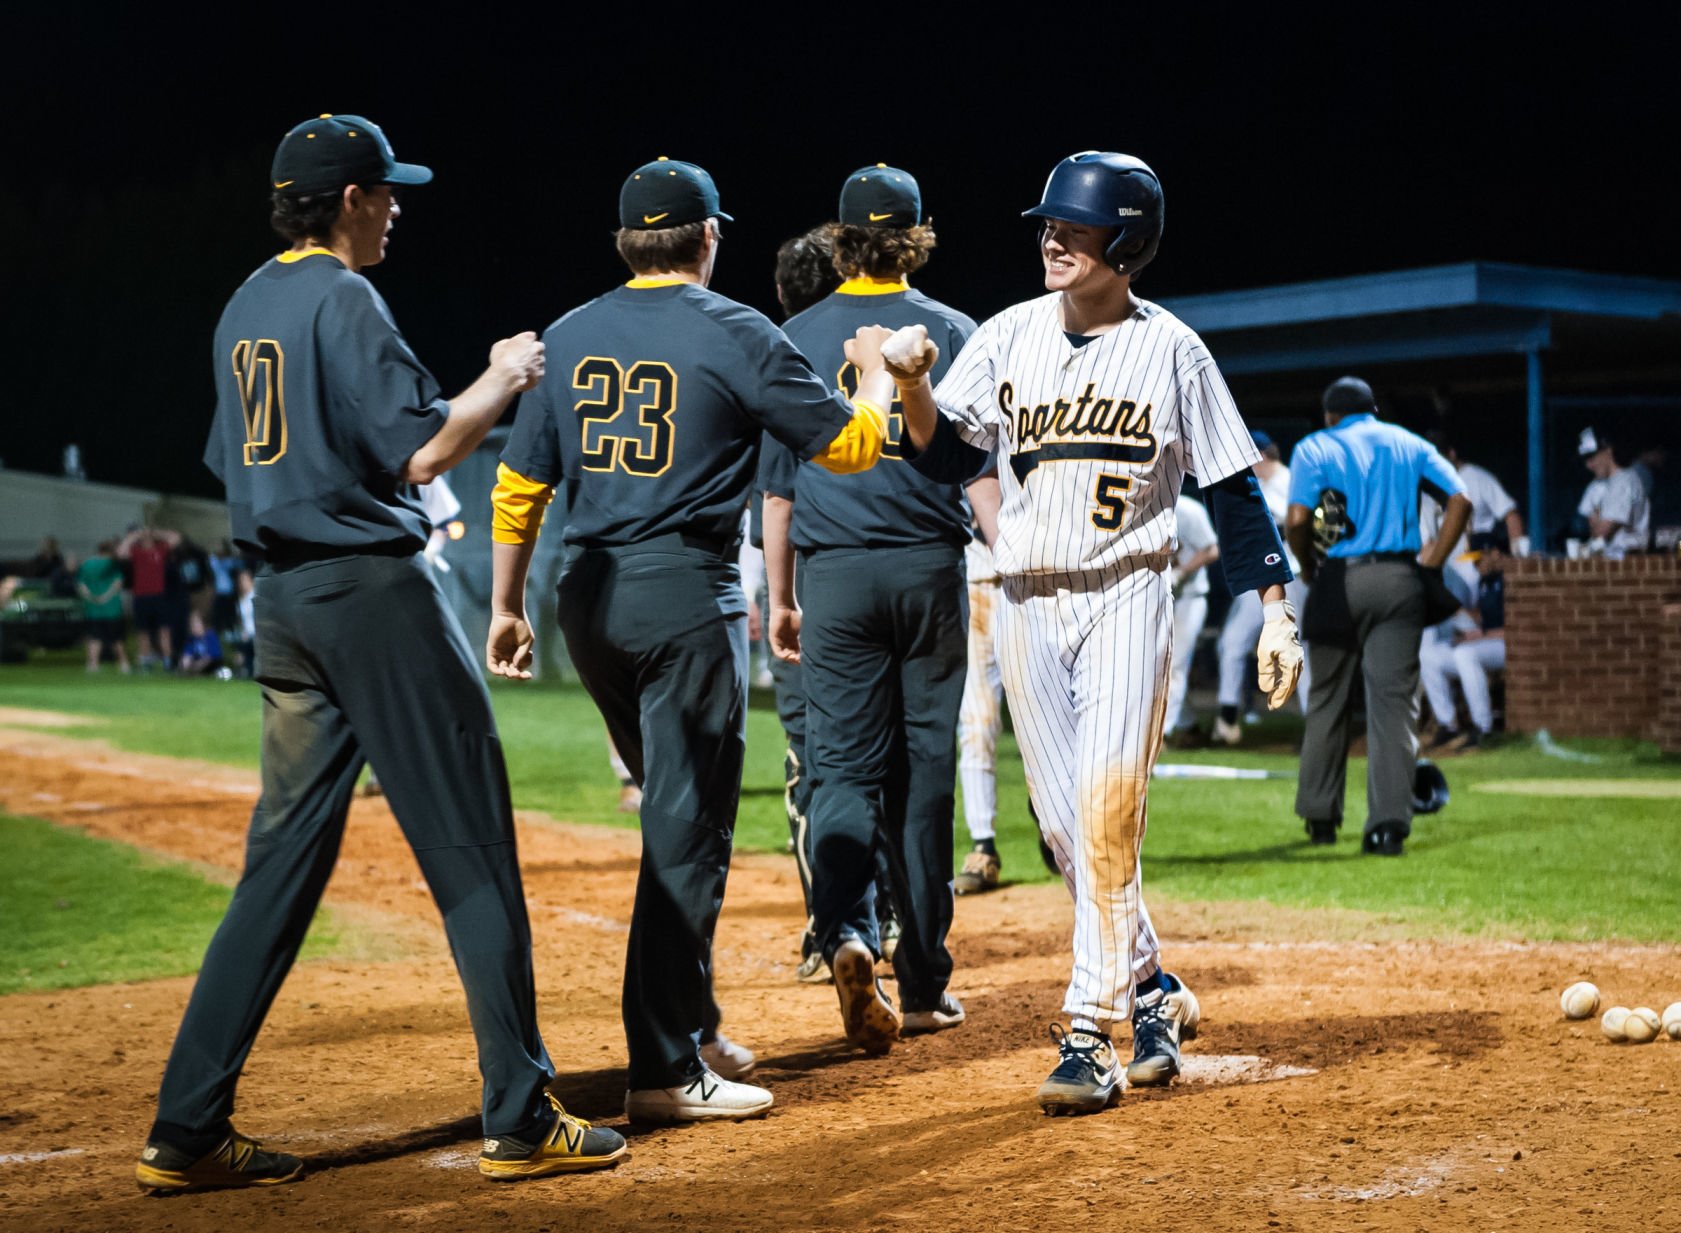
top-left (271, 114), bottom-right (432, 196)
top-left (1322, 375), bottom-right (1377, 417)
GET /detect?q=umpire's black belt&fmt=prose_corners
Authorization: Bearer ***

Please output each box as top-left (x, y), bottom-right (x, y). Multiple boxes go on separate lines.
top-left (1335, 551), bottom-right (1416, 567)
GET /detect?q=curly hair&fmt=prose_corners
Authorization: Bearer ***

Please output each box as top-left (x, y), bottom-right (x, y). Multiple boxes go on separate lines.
top-left (615, 221), bottom-right (710, 275)
top-left (774, 227), bottom-right (841, 318)
top-left (269, 189), bottom-right (349, 245)
top-left (828, 221), bottom-right (937, 280)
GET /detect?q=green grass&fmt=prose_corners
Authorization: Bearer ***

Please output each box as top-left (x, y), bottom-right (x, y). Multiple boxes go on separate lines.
top-left (4, 658), bottom-right (1680, 946)
top-left (0, 810), bottom-right (341, 994)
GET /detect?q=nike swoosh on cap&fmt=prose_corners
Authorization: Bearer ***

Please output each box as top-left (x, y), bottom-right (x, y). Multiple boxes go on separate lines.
top-left (869, 212), bottom-right (894, 221)
top-left (643, 212), bottom-right (670, 224)
top-left (274, 180), bottom-right (295, 188)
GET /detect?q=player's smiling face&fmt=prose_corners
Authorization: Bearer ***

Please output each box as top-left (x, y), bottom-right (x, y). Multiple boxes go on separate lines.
top-left (1040, 219), bottom-right (1120, 293)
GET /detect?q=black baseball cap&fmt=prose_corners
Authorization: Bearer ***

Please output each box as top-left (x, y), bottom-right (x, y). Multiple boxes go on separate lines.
top-left (1322, 375), bottom-right (1376, 416)
top-left (839, 164), bottom-right (921, 228)
top-left (619, 157), bottom-right (733, 229)
top-left (271, 114), bottom-right (432, 196)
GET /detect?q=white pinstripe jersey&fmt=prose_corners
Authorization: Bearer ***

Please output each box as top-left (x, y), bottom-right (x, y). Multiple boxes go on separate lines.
top-left (934, 293), bottom-right (1259, 578)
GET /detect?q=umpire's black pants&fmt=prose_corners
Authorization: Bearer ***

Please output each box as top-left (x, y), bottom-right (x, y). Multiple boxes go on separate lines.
top-left (556, 538), bottom-right (744, 1091)
top-left (151, 552), bottom-right (554, 1151)
top-left (799, 543), bottom-right (967, 1013)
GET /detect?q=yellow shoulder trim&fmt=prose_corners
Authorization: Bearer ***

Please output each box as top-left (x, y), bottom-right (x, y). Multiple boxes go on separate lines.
top-left (835, 276), bottom-right (910, 296)
top-left (490, 463), bottom-right (556, 546)
top-left (811, 400), bottom-right (886, 475)
top-left (277, 247), bottom-right (337, 264)
top-left (625, 276), bottom-right (690, 288)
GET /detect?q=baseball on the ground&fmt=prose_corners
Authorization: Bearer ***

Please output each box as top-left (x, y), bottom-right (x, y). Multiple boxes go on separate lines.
top-left (1600, 1006), bottom-right (1630, 1041)
top-left (1624, 1007), bottom-right (1661, 1044)
top-left (1559, 981), bottom-right (1600, 1020)
top-left (1662, 1002), bottom-right (1681, 1039)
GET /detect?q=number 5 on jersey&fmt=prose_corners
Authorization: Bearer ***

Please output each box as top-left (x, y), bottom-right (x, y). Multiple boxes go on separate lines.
top-left (1091, 472), bottom-right (1132, 531)
top-left (232, 339), bottom-right (287, 466)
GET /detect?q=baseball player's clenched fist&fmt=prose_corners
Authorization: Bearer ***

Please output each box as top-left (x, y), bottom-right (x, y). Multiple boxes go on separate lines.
top-left (490, 332), bottom-right (546, 393)
top-left (843, 325), bottom-right (893, 375)
top-left (1256, 599), bottom-right (1303, 710)
top-left (880, 324), bottom-right (939, 383)
top-left (486, 611), bottom-right (537, 680)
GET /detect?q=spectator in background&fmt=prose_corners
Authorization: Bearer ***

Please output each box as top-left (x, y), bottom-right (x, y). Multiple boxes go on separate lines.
top-left (77, 539), bottom-right (131, 674)
top-left (1164, 495), bottom-right (1219, 740)
top-left (1419, 532), bottom-right (1507, 752)
top-left (1577, 427), bottom-right (1650, 558)
top-left (1420, 431), bottom-right (1527, 591)
top-left (208, 541), bottom-right (244, 640)
top-left (231, 570), bottom-right (256, 678)
top-left (31, 537), bottom-right (74, 596)
top-left (177, 612), bottom-right (224, 676)
top-left (119, 526), bottom-right (179, 670)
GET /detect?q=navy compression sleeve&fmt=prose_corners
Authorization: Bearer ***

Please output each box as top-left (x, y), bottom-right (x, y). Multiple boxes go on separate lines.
top-left (903, 413), bottom-right (993, 484)
top-left (1206, 471), bottom-right (1294, 596)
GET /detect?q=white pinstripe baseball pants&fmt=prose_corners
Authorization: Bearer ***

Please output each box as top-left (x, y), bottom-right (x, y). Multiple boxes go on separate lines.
top-left (957, 577), bottom-right (1004, 843)
top-left (998, 563), bottom-right (1168, 1030)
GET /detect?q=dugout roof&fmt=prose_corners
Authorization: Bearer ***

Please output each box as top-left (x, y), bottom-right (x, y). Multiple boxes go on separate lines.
top-left (1158, 262), bottom-right (1681, 545)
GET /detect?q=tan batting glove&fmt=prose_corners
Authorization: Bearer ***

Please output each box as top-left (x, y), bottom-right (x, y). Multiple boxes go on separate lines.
top-left (881, 324), bottom-right (938, 383)
top-left (1257, 599), bottom-right (1303, 710)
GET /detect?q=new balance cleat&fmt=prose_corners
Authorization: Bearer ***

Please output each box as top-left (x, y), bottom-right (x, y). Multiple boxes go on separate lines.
top-left (1037, 1024), bottom-right (1122, 1115)
top-left (901, 992), bottom-right (966, 1035)
top-left (833, 938), bottom-right (899, 1054)
top-left (479, 1094), bottom-right (627, 1180)
top-left (624, 1070), bottom-right (773, 1123)
top-left (136, 1129), bottom-right (304, 1194)
top-left (699, 1033), bottom-right (756, 1080)
top-left (1126, 971), bottom-right (1200, 1086)
top-left (794, 951), bottom-right (831, 984)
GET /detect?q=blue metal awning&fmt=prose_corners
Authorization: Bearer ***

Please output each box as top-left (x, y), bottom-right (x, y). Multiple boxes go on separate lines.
top-left (1157, 262), bottom-right (1681, 546)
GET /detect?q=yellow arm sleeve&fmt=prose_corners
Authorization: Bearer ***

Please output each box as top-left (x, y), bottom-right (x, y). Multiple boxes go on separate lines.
top-left (490, 463), bottom-right (556, 546)
top-left (810, 399), bottom-right (887, 475)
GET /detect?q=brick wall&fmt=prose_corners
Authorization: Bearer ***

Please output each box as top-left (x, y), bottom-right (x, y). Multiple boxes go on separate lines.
top-left (1504, 555), bottom-right (1681, 744)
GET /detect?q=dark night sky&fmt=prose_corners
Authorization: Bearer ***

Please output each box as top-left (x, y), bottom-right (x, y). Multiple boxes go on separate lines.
top-left (5, 8), bottom-right (1677, 496)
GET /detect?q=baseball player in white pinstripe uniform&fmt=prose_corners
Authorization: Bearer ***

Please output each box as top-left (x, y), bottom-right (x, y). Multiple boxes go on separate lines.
top-left (885, 152), bottom-right (1303, 1114)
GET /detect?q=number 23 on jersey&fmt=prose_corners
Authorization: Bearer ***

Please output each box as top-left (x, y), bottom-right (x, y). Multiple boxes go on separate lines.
top-left (574, 357), bottom-right (678, 477)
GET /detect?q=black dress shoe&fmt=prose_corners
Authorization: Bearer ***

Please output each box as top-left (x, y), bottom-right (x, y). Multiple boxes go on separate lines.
top-left (1362, 824), bottom-right (1406, 856)
top-left (1304, 817), bottom-right (1338, 845)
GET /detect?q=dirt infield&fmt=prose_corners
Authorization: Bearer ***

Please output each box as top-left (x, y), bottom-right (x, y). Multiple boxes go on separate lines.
top-left (0, 723), bottom-right (1677, 1233)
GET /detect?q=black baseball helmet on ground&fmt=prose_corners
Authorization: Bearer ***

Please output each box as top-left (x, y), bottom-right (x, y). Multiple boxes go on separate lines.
top-left (1023, 151), bottom-right (1164, 276)
top-left (1412, 760), bottom-right (1450, 814)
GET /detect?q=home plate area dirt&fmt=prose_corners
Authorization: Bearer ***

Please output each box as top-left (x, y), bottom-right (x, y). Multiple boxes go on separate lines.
top-left (0, 732), bottom-right (1675, 1233)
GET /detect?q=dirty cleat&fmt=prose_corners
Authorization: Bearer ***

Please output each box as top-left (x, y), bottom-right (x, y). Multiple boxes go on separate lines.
top-left (1037, 1025), bottom-right (1122, 1115)
top-left (624, 1070), bottom-right (773, 1123)
top-left (901, 992), bottom-right (966, 1035)
top-left (1212, 716), bottom-right (1243, 746)
top-left (953, 848), bottom-right (1001, 895)
top-left (833, 938), bottom-right (899, 1055)
top-left (1127, 972), bottom-right (1200, 1087)
top-left (879, 916), bottom-right (902, 964)
top-left (479, 1094), bottom-right (627, 1180)
top-left (616, 784), bottom-right (642, 814)
top-left (699, 1033), bottom-right (756, 1080)
top-left (136, 1129), bottom-right (304, 1194)
top-left (795, 951), bottom-right (831, 984)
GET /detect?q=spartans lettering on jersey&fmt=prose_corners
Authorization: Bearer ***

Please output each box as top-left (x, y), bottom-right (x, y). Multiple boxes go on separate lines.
top-left (1000, 380), bottom-right (1159, 479)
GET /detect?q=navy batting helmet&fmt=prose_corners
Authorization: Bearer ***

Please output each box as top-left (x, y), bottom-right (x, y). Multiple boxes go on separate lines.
top-left (1412, 760), bottom-right (1450, 815)
top-left (1023, 151), bottom-right (1164, 276)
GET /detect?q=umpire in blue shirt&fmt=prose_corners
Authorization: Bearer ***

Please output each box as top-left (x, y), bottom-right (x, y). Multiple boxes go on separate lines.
top-left (1285, 377), bottom-right (1471, 855)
